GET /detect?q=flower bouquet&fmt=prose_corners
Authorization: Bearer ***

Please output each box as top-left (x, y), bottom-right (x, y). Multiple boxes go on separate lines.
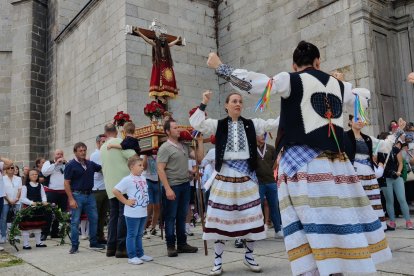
top-left (113, 111), bottom-right (132, 127)
top-left (144, 101), bottom-right (165, 122)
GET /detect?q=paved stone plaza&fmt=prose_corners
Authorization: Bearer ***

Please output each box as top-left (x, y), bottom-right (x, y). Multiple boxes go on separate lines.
top-left (0, 218), bottom-right (413, 276)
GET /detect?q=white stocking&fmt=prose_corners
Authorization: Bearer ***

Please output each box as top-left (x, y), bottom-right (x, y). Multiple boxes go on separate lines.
top-left (33, 229), bottom-right (42, 245)
top-left (80, 220), bottom-right (89, 237)
top-left (22, 231), bottom-right (30, 247)
top-left (300, 268), bottom-right (320, 276)
top-left (213, 240), bottom-right (225, 267)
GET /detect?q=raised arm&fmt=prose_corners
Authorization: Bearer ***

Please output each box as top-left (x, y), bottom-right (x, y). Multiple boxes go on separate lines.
top-left (168, 36), bottom-right (181, 47)
top-left (207, 53), bottom-right (291, 98)
top-left (343, 81), bottom-right (371, 111)
top-left (252, 117), bottom-right (280, 136)
top-left (134, 27), bottom-right (156, 46)
top-left (371, 118), bottom-right (406, 154)
top-left (189, 90), bottom-right (218, 135)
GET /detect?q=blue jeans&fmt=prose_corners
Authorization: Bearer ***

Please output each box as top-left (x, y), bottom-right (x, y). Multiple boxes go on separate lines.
top-left (70, 193), bottom-right (98, 248)
top-left (382, 177), bottom-right (411, 221)
top-left (125, 216), bottom-right (146, 258)
top-left (147, 179), bottom-right (160, 204)
top-left (162, 182), bottom-right (190, 247)
top-left (0, 204), bottom-right (21, 237)
top-left (259, 183), bottom-right (282, 232)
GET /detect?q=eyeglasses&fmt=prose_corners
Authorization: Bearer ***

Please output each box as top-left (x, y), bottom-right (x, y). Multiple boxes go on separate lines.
top-left (7, 167), bottom-right (15, 170)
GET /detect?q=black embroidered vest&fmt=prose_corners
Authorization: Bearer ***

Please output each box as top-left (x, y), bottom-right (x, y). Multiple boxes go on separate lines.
top-left (344, 130), bottom-right (375, 169)
top-left (27, 184), bottom-right (42, 202)
top-left (215, 117), bottom-right (257, 172)
top-left (275, 68), bottom-right (345, 154)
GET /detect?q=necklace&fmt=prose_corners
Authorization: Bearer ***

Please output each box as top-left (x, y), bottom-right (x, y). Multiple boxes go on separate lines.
top-left (257, 144), bottom-right (267, 159)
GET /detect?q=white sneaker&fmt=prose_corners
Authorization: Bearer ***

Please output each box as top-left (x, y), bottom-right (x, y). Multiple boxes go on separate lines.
top-left (0, 246), bottom-right (4, 251)
top-left (275, 231), bottom-right (284, 239)
top-left (128, 257), bottom-right (143, 265)
top-left (80, 235), bottom-right (89, 240)
top-left (139, 255), bottom-right (153, 262)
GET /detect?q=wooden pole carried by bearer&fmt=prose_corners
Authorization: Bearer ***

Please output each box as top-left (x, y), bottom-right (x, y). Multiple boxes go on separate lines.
top-left (193, 135), bottom-right (208, 256)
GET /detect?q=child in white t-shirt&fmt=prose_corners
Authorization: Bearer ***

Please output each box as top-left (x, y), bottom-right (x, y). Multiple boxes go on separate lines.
top-left (113, 156), bottom-right (152, 265)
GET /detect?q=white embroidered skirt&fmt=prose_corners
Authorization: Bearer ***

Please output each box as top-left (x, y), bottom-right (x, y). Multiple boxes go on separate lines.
top-left (354, 160), bottom-right (387, 230)
top-left (203, 163), bottom-right (266, 241)
top-left (278, 152), bottom-right (392, 276)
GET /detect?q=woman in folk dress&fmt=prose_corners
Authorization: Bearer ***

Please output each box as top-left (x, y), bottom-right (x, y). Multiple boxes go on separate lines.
top-left (206, 41), bottom-right (392, 276)
top-left (190, 90), bottom-right (279, 275)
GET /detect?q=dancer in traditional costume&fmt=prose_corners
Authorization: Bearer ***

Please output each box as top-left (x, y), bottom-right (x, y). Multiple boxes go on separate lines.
top-left (19, 169), bottom-right (48, 250)
top-left (190, 90), bottom-right (279, 275)
top-left (206, 41), bottom-right (392, 276)
top-left (135, 29), bottom-right (180, 99)
top-left (344, 115), bottom-right (386, 230)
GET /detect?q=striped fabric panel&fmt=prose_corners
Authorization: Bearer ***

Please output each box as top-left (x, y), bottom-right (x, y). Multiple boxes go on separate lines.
top-left (367, 194), bottom-right (381, 200)
top-left (208, 198), bottom-right (261, 212)
top-left (279, 195), bottom-right (371, 211)
top-left (278, 172), bottom-right (360, 185)
top-left (358, 174), bottom-right (376, 181)
top-left (204, 225), bottom-right (264, 237)
top-left (206, 214), bottom-right (263, 225)
top-left (316, 152), bottom-right (349, 162)
top-left (362, 184), bottom-right (380, 191)
top-left (210, 186), bottom-right (258, 198)
top-left (288, 238), bottom-right (388, 262)
top-left (283, 219), bottom-right (382, 237)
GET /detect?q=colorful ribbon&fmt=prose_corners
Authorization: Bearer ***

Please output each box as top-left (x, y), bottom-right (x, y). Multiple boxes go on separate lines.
top-left (354, 94), bottom-right (369, 123)
top-left (254, 79), bottom-right (273, 112)
top-left (325, 110), bottom-right (341, 153)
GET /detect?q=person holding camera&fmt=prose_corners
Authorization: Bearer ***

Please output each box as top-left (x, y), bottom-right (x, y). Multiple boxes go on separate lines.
top-left (380, 141), bottom-right (413, 230)
top-left (41, 149), bottom-right (68, 240)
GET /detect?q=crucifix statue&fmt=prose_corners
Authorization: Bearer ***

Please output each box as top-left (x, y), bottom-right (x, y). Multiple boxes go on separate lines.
top-left (126, 19), bottom-right (185, 103)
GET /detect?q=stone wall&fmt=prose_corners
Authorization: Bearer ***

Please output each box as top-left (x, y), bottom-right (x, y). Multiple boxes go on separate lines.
top-left (125, 0), bottom-right (220, 126)
top-left (217, 0), bottom-right (361, 134)
top-left (217, 0), bottom-right (414, 137)
top-left (57, 0), bottom-right (89, 32)
top-left (54, 0), bottom-right (127, 156)
top-left (0, 0), bottom-right (13, 155)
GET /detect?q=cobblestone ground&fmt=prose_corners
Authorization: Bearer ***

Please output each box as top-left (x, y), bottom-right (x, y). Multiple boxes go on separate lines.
top-left (0, 218), bottom-right (413, 276)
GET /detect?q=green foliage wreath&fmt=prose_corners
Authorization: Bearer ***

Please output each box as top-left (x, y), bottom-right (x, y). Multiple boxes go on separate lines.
top-left (8, 204), bottom-right (70, 251)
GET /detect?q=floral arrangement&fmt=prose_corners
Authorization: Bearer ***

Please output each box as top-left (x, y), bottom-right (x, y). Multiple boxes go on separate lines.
top-left (113, 111), bottom-right (132, 127)
top-left (9, 204), bottom-right (70, 251)
top-left (144, 101), bottom-right (165, 119)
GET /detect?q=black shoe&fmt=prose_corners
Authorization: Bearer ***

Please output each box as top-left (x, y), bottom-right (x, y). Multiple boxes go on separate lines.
top-left (150, 228), bottom-right (157, 235)
top-left (90, 243), bottom-right (106, 250)
top-left (23, 246), bottom-right (32, 250)
top-left (167, 246), bottom-right (178, 257)
top-left (51, 234), bottom-right (60, 239)
top-left (40, 234), bottom-right (47, 241)
top-left (177, 243), bottom-right (198, 253)
top-left (106, 249), bottom-right (116, 257)
top-left (36, 243), bottom-right (47, 248)
top-left (97, 239), bottom-right (107, 244)
top-left (115, 249), bottom-right (128, 258)
top-left (386, 224), bottom-right (396, 231)
top-left (69, 247), bottom-right (79, 254)
top-left (234, 239), bottom-right (244, 248)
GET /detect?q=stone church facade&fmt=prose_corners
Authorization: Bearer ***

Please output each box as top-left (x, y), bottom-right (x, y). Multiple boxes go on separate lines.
top-left (0, 0), bottom-right (413, 166)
